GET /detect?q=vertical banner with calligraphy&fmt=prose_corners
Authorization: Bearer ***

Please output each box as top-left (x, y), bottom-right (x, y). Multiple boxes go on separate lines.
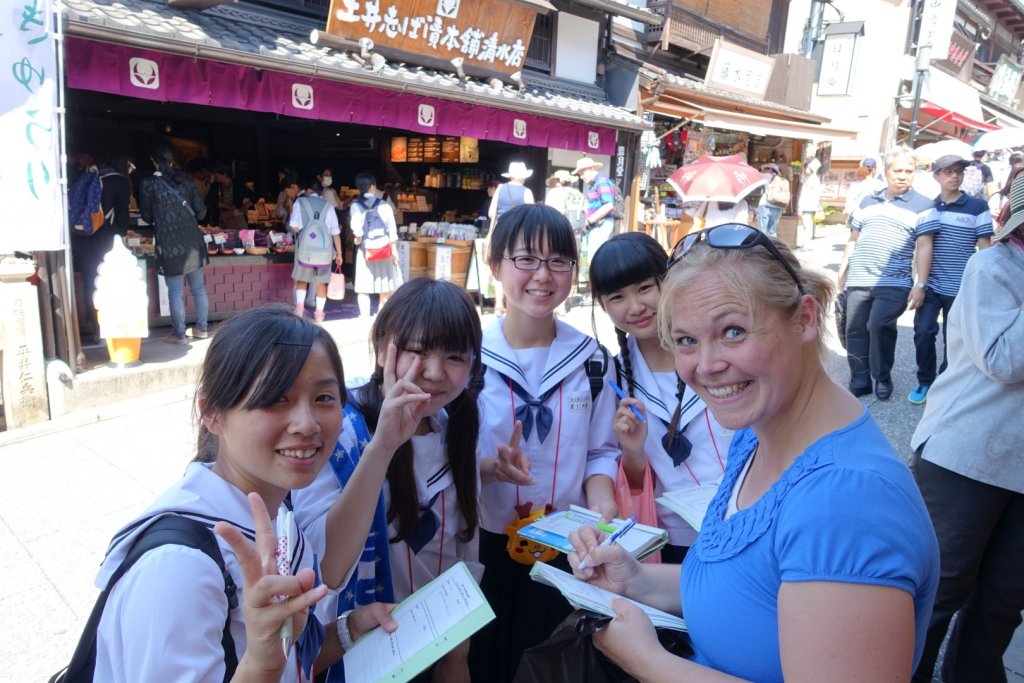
top-left (919, 0), bottom-right (956, 57)
top-left (1, 0), bottom-right (63, 252)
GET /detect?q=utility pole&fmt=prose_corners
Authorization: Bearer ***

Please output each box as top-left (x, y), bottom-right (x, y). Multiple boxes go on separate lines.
top-left (908, 44), bottom-right (931, 146)
top-left (802, 0), bottom-right (827, 57)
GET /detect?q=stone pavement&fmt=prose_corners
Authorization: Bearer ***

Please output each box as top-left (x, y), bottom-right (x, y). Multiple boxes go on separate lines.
top-left (0, 231), bottom-right (1020, 681)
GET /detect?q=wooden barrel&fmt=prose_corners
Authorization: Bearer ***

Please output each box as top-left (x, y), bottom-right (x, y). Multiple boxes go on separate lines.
top-left (426, 244), bottom-right (473, 284)
top-left (408, 241), bottom-right (427, 268)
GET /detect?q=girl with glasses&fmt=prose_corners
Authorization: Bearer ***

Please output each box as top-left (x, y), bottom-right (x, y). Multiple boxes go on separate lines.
top-left (568, 229), bottom-right (940, 683)
top-left (470, 204), bottom-right (620, 682)
top-left (589, 232), bottom-right (730, 563)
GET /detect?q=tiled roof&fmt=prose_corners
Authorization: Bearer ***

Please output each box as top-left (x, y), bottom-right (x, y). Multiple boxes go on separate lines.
top-left (63, 0), bottom-right (648, 130)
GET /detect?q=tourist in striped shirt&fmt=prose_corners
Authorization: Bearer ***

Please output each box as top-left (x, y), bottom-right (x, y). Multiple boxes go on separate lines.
top-left (837, 147), bottom-right (937, 401)
top-left (906, 155), bottom-right (993, 405)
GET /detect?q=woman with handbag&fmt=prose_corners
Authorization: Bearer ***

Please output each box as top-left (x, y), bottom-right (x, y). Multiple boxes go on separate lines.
top-left (138, 141), bottom-right (210, 344)
top-left (589, 232), bottom-right (731, 563)
top-left (570, 224), bottom-right (939, 682)
top-left (351, 172), bottom-right (401, 318)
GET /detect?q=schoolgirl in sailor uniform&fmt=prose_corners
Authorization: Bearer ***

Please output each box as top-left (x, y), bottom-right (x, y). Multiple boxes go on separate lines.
top-left (590, 232), bottom-right (732, 561)
top-left (294, 278), bottom-right (483, 683)
top-left (91, 307), bottom-right (421, 682)
top-left (470, 205), bottom-right (620, 682)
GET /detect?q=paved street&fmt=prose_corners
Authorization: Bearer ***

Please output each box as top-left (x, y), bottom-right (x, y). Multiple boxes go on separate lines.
top-left (0, 230), bottom-right (1020, 682)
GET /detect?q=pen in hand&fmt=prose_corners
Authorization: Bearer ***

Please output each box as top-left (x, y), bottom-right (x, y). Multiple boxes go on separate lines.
top-left (275, 509), bottom-right (294, 657)
top-left (608, 381), bottom-right (646, 424)
top-left (578, 514), bottom-right (637, 571)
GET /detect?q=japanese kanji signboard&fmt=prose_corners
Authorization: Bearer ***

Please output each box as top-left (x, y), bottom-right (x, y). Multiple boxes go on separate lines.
top-left (704, 39), bottom-right (775, 100)
top-left (326, 0), bottom-right (537, 76)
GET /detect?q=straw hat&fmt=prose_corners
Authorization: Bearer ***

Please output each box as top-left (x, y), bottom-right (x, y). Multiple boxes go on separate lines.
top-left (995, 173), bottom-right (1024, 242)
top-left (501, 161), bottom-right (533, 179)
top-left (546, 169), bottom-right (575, 186)
top-left (573, 157), bottom-right (603, 175)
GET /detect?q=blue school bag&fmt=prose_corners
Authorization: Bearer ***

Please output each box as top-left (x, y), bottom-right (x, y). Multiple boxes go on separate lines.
top-left (295, 196), bottom-right (333, 268)
top-left (68, 170), bottom-right (106, 236)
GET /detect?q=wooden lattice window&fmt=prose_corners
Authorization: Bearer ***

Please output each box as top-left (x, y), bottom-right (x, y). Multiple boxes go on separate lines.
top-left (526, 12), bottom-right (554, 72)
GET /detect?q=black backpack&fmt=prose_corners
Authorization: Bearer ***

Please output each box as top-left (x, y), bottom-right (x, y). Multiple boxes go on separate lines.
top-left (50, 515), bottom-right (238, 683)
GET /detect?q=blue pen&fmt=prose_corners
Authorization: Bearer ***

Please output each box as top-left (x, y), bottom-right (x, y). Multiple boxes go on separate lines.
top-left (578, 515), bottom-right (638, 571)
top-left (608, 380), bottom-right (646, 423)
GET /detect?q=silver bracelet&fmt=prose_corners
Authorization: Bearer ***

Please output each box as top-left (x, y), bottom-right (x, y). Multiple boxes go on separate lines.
top-left (337, 609), bottom-right (355, 651)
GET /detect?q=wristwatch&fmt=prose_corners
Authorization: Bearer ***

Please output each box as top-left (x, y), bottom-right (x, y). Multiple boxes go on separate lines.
top-left (337, 609), bottom-right (355, 650)
top-left (913, 281), bottom-right (926, 289)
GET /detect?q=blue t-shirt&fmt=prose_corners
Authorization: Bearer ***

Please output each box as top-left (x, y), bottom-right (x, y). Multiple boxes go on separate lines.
top-left (680, 411), bottom-right (939, 683)
top-left (918, 193), bottom-right (993, 296)
top-left (847, 189), bottom-right (935, 288)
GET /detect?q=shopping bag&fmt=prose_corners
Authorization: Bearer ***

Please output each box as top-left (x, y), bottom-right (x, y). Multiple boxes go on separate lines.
top-left (327, 264), bottom-right (346, 300)
top-left (514, 609), bottom-right (692, 683)
top-left (614, 459), bottom-right (661, 564)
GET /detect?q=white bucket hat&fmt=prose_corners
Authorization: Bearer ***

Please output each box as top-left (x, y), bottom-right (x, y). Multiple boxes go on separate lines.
top-left (573, 157), bottom-right (603, 175)
top-left (501, 162), bottom-right (533, 179)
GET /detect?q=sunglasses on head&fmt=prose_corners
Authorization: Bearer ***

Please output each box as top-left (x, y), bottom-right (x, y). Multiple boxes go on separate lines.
top-left (667, 223), bottom-right (805, 295)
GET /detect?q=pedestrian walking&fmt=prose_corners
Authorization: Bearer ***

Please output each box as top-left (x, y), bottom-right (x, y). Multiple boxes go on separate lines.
top-left (838, 147), bottom-right (936, 400)
top-left (907, 155), bottom-right (993, 404)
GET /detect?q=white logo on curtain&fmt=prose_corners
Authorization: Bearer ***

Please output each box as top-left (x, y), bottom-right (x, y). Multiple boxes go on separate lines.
top-left (436, 0), bottom-right (460, 19)
top-left (292, 84), bottom-right (314, 110)
top-left (128, 58), bottom-right (160, 89)
top-left (513, 119), bottom-right (527, 139)
top-left (417, 104), bottom-right (436, 127)
top-left (588, 132), bottom-right (600, 149)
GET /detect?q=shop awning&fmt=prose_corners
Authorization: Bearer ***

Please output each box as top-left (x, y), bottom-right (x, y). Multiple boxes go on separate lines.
top-left (920, 68), bottom-right (999, 132)
top-left (698, 107), bottom-right (859, 141)
top-left (62, 0), bottom-right (649, 153)
top-left (979, 99), bottom-right (1024, 131)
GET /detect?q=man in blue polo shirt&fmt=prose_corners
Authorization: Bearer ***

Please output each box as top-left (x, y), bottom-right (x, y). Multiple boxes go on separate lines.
top-left (906, 154), bottom-right (993, 405)
top-left (838, 147), bottom-right (937, 400)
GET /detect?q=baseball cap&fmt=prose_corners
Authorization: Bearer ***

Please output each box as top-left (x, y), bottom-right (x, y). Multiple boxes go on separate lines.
top-left (932, 155), bottom-right (970, 173)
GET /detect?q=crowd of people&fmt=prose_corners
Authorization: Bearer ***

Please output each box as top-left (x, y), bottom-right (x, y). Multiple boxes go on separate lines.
top-left (60, 138), bottom-right (1022, 683)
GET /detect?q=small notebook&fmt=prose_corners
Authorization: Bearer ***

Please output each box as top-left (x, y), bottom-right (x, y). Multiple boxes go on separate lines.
top-left (530, 561), bottom-right (687, 632)
top-left (656, 485), bottom-right (720, 532)
top-left (342, 562), bottom-right (494, 683)
top-left (515, 505), bottom-right (668, 560)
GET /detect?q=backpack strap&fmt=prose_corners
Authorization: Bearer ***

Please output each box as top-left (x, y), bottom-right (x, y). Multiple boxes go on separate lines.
top-left (585, 344), bottom-right (610, 401)
top-left (52, 516), bottom-right (238, 683)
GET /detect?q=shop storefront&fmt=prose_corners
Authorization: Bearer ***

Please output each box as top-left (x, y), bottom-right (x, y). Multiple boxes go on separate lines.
top-left (63, 0), bottom-right (647, 329)
top-left (636, 55), bottom-right (857, 249)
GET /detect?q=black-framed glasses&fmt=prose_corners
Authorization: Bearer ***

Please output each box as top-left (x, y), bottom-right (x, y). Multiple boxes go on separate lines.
top-left (503, 255), bottom-right (577, 272)
top-left (668, 223), bottom-right (804, 294)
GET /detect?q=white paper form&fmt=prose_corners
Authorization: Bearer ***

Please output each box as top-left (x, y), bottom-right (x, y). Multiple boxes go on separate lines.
top-left (343, 562), bottom-right (493, 683)
top-left (530, 562), bottom-right (687, 632)
top-left (656, 485), bottom-right (720, 532)
top-left (518, 506), bottom-right (666, 557)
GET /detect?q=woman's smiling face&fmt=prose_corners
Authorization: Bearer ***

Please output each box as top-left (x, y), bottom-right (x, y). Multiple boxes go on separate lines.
top-left (492, 237), bottom-right (575, 320)
top-left (668, 269), bottom-right (804, 432)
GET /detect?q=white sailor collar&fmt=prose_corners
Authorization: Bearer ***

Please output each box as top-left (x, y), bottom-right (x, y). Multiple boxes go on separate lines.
top-left (482, 318), bottom-right (598, 395)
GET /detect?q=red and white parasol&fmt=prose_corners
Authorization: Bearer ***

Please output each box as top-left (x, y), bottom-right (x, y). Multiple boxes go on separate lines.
top-left (666, 154), bottom-right (767, 203)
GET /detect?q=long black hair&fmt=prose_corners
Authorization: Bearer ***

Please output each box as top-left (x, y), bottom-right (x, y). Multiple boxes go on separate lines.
top-left (194, 305), bottom-right (346, 461)
top-left (150, 140), bottom-right (191, 187)
top-left (354, 278), bottom-right (482, 544)
top-left (588, 232), bottom-right (689, 448)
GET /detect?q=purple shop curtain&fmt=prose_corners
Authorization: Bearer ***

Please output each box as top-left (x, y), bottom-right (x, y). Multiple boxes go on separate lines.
top-left (64, 37), bottom-right (618, 155)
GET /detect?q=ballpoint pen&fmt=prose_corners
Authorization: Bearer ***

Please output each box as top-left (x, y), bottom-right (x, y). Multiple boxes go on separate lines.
top-left (578, 514), bottom-right (637, 571)
top-left (608, 380), bottom-right (646, 424)
top-left (276, 509), bottom-right (294, 657)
